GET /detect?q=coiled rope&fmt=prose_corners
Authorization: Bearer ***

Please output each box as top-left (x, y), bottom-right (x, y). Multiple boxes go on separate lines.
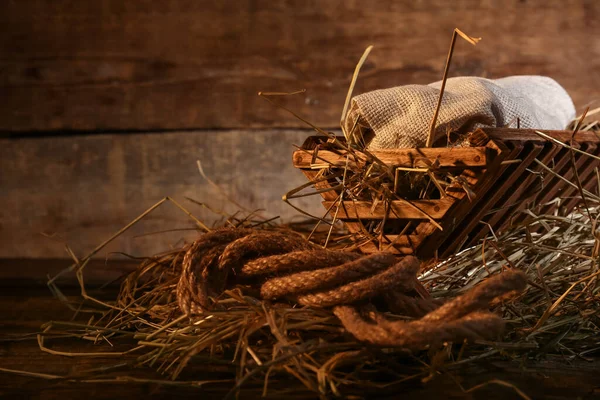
top-left (176, 228), bottom-right (526, 350)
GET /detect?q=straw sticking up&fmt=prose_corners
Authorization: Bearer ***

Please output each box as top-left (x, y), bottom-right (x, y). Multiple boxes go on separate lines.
top-left (341, 45), bottom-right (374, 145)
top-left (426, 28), bottom-right (481, 148)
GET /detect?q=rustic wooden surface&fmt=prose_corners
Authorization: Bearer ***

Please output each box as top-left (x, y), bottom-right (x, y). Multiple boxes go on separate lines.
top-left (322, 199), bottom-right (452, 220)
top-left (0, 130), bottom-right (322, 259)
top-left (2, 0), bottom-right (599, 133)
top-left (293, 146), bottom-right (489, 168)
top-left (1, 281), bottom-right (599, 399)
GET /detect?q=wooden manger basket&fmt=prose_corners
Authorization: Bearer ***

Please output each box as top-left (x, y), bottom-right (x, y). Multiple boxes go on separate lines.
top-left (292, 128), bottom-right (600, 260)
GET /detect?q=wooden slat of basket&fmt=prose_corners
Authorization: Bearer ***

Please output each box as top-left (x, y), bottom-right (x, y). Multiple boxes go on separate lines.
top-left (475, 141), bottom-right (547, 237)
top-left (357, 234), bottom-right (420, 255)
top-left (435, 139), bottom-right (533, 257)
top-left (300, 169), bottom-right (364, 237)
top-left (486, 130), bottom-right (600, 227)
top-left (299, 169), bottom-right (340, 202)
top-left (531, 146), bottom-right (576, 210)
top-left (293, 146), bottom-right (489, 169)
top-left (561, 152), bottom-right (600, 205)
top-left (418, 137), bottom-right (519, 258)
top-left (536, 144), bottom-right (588, 214)
top-left (300, 164), bottom-right (403, 246)
top-left (299, 169), bottom-right (337, 202)
top-left (393, 163), bottom-right (487, 257)
top-left (549, 143), bottom-right (600, 214)
top-left (485, 128), bottom-right (600, 144)
top-left (405, 140), bottom-right (503, 256)
top-left (509, 150), bottom-right (573, 227)
top-left (467, 138), bottom-right (599, 243)
top-left (412, 166), bottom-right (489, 258)
top-left (460, 141), bottom-right (546, 249)
top-left (472, 140), bottom-right (562, 242)
top-left (322, 198), bottom-right (453, 220)
top-left (561, 151), bottom-right (600, 213)
top-left (540, 142), bottom-right (597, 215)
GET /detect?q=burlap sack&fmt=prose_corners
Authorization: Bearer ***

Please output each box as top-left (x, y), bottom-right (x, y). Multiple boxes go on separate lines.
top-left (344, 76), bottom-right (576, 149)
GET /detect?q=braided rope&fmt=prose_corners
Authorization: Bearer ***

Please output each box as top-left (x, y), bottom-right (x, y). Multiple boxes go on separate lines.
top-left (296, 256), bottom-right (419, 308)
top-left (177, 228), bottom-right (527, 350)
top-left (260, 252), bottom-right (396, 300)
top-left (334, 307), bottom-right (505, 348)
top-left (240, 250), bottom-right (360, 277)
top-left (177, 228), bottom-right (255, 314)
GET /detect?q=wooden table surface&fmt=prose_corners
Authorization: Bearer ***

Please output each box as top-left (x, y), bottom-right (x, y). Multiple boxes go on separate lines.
top-left (1, 262), bottom-right (599, 400)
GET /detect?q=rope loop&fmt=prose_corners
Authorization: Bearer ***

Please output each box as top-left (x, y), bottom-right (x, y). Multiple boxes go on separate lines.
top-left (177, 228), bottom-right (526, 350)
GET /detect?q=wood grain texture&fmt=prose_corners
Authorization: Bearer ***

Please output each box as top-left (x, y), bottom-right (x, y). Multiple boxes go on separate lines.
top-left (1, 0), bottom-right (599, 132)
top-left (293, 146), bottom-right (488, 169)
top-left (0, 130), bottom-right (323, 259)
top-left (323, 199), bottom-right (452, 220)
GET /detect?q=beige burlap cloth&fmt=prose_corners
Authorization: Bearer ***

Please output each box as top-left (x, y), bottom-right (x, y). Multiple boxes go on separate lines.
top-left (344, 76), bottom-right (576, 149)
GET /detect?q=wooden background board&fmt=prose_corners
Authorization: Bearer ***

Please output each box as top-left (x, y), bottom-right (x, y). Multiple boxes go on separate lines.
top-left (0, 130), bottom-right (322, 259)
top-left (1, 0), bottom-right (599, 262)
top-left (1, 0), bottom-right (599, 133)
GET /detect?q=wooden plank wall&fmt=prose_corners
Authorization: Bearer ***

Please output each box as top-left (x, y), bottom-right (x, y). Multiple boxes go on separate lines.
top-left (0, 130), bottom-right (320, 259)
top-left (1, 0), bottom-right (599, 261)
